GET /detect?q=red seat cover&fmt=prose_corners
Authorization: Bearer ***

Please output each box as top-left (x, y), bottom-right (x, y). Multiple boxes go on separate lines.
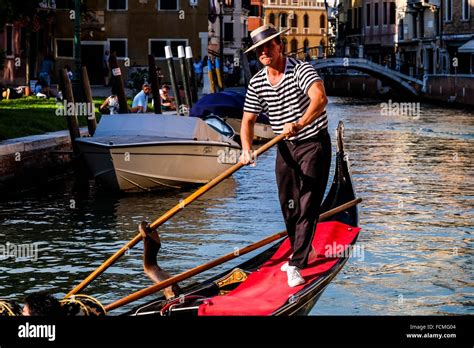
top-left (198, 221), bottom-right (360, 316)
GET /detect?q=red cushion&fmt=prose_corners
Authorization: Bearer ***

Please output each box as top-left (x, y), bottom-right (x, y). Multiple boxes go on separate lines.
top-left (198, 221), bottom-right (360, 316)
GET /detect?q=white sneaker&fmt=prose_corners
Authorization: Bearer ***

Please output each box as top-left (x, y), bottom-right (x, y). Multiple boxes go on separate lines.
top-left (281, 253), bottom-right (293, 272)
top-left (287, 266), bottom-right (305, 287)
top-left (281, 249), bottom-right (317, 272)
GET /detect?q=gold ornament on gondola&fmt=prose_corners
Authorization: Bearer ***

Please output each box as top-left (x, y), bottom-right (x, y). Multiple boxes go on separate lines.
top-left (60, 294), bottom-right (106, 316)
top-left (0, 299), bottom-right (22, 316)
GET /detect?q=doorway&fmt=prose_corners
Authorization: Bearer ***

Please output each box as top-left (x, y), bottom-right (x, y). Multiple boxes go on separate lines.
top-left (81, 44), bottom-right (104, 85)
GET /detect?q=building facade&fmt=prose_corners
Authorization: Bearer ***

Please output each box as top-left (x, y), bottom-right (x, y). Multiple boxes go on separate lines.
top-left (1, 0), bottom-right (209, 86)
top-left (336, 0), bottom-right (363, 57)
top-left (208, 0), bottom-right (250, 62)
top-left (248, 0), bottom-right (264, 32)
top-left (362, 0), bottom-right (399, 68)
top-left (55, 0), bottom-right (209, 84)
top-left (262, 0), bottom-right (328, 56)
top-left (441, 0), bottom-right (473, 74)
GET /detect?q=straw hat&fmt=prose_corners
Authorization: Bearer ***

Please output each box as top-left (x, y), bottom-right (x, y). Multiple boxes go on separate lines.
top-left (244, 24), bottom-right (290, 54)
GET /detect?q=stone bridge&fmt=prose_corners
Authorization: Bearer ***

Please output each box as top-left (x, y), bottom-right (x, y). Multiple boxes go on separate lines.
top-left (310, 58), bottom-right (424, 96)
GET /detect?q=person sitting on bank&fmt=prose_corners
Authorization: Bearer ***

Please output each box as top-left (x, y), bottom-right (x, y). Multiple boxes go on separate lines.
top-left (1, 86), bottom-right (24, 100)
top-left (99, 95), bottom-right (120, 114)
top-left (159, 84), bottom-right (176, 111)
top-left (139, 222), bottom-right (180, 300)
top-left (131, 83), bottom-right (151, 113)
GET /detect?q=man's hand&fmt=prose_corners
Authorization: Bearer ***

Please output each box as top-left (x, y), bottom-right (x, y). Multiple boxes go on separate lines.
top-left (282, 122), bottom-right (303, 139)
top-left (239, 149), bottom-right (256, 166)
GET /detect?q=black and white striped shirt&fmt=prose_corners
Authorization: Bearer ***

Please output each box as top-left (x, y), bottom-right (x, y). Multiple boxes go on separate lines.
top-left (244, 57), bottom-right (328, 141)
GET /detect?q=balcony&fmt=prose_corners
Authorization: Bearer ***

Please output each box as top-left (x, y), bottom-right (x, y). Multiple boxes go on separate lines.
top-left (289, 27), bottom-right (299, 34)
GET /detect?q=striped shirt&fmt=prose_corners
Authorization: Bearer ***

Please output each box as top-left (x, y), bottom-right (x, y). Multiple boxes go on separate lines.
top-left (244, 57), bottom-right (328, 141)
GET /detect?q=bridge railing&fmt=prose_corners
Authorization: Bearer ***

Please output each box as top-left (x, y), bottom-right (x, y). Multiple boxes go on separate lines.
top-left (286, 47), bottom-right (426, 79)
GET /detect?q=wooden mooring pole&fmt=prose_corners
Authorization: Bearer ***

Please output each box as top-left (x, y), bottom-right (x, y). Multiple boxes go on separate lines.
top-left (109, 53), bottom-right (129, 114)
top-left (164, 46), bottom-right (183, 115)
top-left (81, 66), bottom-right (97, 136)
top-left (148, 54), bottom-right (162, 114)
top-left (59, 69), bottom-right (80, 156)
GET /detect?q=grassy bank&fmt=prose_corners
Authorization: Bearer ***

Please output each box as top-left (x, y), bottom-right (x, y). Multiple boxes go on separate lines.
top-left (0, 97), bottom-right (106, 141)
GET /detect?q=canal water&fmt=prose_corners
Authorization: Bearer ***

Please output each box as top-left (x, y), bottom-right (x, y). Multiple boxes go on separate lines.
top-left (0, 97), bottom-right (472, 315)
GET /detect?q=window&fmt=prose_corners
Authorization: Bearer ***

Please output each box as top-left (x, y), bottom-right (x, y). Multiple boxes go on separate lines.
top-left (304, 14), bottom-right (309, 28)
top-left (462, 0), bottom-right (470, 20)
top-left (108, 0), bottom-right (127, 10)
top-left (249, 5), bottom-right (259, 17)
top-left (56, 39), bottom-right (74, 58)
top-left (269, 13), bottom-right (276, 25)
top-left (5, 24), bottom-right (14, 57)
top-left (398, 18), bottom-right (404, 40)
top-left (224, 22), bottom-right (234, 41)
top-left (412, 13), bottom-right (417, 38)
top-left (150, 40), bottom-right (167, 58)
top-left (108, 39), bottom-right (127, 58)
top-left (366, 4), bottom-right (370, 27)
top-left (389, 2), bottom-right (395, 25)
top-left (347, 9), bottom-right (352, 29)
top-left (158, 0), bottom-right (178, 10)
top-left (170, 40), bottom-right (187, 56)
top-left (291, 14), bottom-right (297, 27)
top-left (383, 2), bottom-right (387, 25)
top-left (320, 14), bottom-right (325, 29)
top-left (280, 13), bottom-right (287, 28)
top-left (444, 0), bottom-right (452, 21)
top-left (55, 0), bottom-right (74, 9)
top-left (374, 3), bottom-right (379, 26)
top-left (149, 39), bottom-right (188, 58)
top-left (290, 39), bottom-right (297, 52)
top-left (419, 11), bottom-right (424, 37)
top-left (354, 8), bottom-right (358, 29)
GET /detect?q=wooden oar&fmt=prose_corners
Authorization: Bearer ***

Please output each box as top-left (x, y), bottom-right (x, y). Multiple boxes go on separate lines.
top-left (65, 134), bottom-right (286, 298)
top-left (104, 197), bottom-right (362, 312)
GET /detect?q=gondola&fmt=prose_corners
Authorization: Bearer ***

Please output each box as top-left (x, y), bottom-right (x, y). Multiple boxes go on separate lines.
top-left (124, 121), bottom-right (360, 316)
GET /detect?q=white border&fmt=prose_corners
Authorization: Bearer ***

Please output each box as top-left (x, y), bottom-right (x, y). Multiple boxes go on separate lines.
top-left (107, 38), bottom-right (128, 59)
top-left (462, 0), bottom-right (470, 21)
top-left (107, 0), bottom-right (128, 11)
top-left (158, 0), bottom-right (179, 11)
top-left (55, 38), bottom-right (74, 59)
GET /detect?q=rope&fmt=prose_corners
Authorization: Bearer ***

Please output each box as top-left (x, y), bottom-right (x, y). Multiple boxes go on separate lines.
top-left (0, 300), bottom-right (19, 316)
top-left (60, 294), bottom-right (107, 316)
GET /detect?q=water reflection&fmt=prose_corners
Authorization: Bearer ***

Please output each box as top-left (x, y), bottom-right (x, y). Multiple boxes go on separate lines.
top-left (1, 96), bottom-right (473, 315)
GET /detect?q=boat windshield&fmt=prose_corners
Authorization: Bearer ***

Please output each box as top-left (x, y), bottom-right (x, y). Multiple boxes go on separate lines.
top-left (203, 115), bottom-right (235, 139)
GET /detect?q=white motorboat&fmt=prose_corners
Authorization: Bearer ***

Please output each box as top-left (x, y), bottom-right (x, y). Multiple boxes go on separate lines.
top-left (75, 114), bottom-right (241, 192)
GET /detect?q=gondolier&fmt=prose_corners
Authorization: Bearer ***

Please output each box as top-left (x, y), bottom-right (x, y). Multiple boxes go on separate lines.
top-left (240, 24), bottom-right (331, 287)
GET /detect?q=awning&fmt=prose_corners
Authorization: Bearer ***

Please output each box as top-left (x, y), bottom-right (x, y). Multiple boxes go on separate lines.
top-left (458, 39), bottom-right (474, 53)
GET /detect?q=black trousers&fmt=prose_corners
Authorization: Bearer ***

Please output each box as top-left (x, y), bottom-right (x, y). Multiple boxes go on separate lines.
top-left (275, 129), bottom-right (331, 269)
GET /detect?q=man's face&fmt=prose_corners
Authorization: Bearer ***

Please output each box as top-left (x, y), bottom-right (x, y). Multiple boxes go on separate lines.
top-left (256, 39), bottom-right (281, 66)
top-left (144, 86), bottom-right (151, 95)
